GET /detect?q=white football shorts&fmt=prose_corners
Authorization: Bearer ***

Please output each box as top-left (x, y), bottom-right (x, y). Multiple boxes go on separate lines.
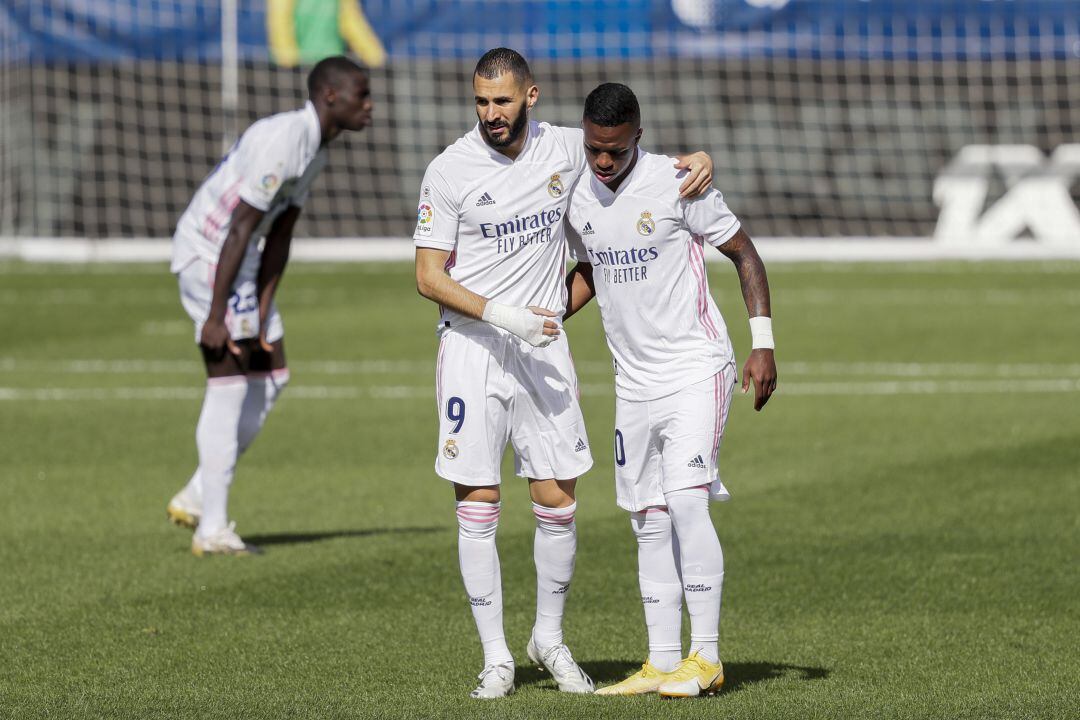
top-left (613, 364), bottom-right (736, 512)
top-left (433, 322), bottom-right (593, 486)
top-left (175, 242), bottom-right (283, 345)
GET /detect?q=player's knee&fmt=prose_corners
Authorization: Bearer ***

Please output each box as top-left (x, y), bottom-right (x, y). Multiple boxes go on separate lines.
top-left (455, 483), bottom-right (500, 504)
top-left (664, 485), bottom-right (710, 526)
top-left (631, 506), bottom-right (672, 543)
top-left (529, 478), bottom-right (576, 508)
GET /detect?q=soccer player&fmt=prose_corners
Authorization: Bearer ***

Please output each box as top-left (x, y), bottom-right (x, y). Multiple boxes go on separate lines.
top-left (166, 56), bottom-right (373, 556)
top-left (413, 49), bottom-right (715, 699)
top-left (562, 83), bottom-right (777, 698)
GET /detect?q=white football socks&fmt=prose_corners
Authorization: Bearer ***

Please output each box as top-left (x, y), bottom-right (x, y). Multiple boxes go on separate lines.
top-left (631, 507), bottom-right (684, 672)
top-left (456, 501), bottom-right (513, 667)
top-left (181, 369), bottom-right (290, 507)
top-left (238, 369), bottom-right (290, 451)
top-left (193, 377), bottom-right (248, 538)
top-left (666, 486), bottom-right (724, 664)
top-left (531, 501), bottom-right (577, 649)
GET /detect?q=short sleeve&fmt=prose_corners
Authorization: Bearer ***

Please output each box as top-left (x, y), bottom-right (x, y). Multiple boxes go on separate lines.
top-left (564, 216), bottom-right (588, 263)
top-left (235, 125), bottom-right (295, 213)
top-left (287, 149), bottom-right (328, 209)
top-left (552, 125), bottom-right (586, 173)
top-left (681, 187), bottom-right (741, 248)
top-left (413, 164), bottom-right (459, 250)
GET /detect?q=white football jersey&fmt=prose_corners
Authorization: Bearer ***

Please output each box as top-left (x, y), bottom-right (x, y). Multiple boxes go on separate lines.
top-left (413, 121), bottom-right (585, 326)
top-left (171, 101), bottom-right (327, 272)
top-left (566, 149), bottom-right (742, 401)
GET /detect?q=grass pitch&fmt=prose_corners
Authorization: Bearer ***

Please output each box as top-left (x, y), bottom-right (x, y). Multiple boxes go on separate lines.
top-left (1, 259), bottom-right (1078, 719)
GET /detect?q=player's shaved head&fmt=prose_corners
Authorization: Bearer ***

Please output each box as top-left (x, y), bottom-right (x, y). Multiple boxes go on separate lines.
top-left (583, 82), bottom-right (641, 129)
top-left (307, 55), bottom-right (367, 99)
top-left (474, 48), bottom-right (533, 85)
top-left (306, 56), bottom-right (373, 142)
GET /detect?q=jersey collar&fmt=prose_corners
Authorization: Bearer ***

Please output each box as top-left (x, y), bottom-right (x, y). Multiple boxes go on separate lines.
top-left (591, 147), bottom-right (644, 200)
top-left (470, 120), bottom-right (537, 164)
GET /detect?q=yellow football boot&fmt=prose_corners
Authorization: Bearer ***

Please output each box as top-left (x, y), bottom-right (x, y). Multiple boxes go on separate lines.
top-left (166, 490), bottom-right (200, 529)
top-left (191, 522), bottom-right (261, 557)
top-left (657, 652), bottom-right (724, 698)
top-left (595, 660), bottom-right (672, 696)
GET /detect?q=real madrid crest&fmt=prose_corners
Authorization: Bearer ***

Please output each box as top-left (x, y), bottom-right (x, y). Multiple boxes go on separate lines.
top-left (636, 210), bottom-right (656, 236)
top-left (547, 173), bottom-right (564, 197)
top-left (443, 438), bottom-right (459, 460)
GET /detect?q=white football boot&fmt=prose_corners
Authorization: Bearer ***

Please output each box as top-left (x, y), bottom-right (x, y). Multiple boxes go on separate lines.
top-left (166, 487), bottom-right (201, 529)
top-left (526, 636), bottom-right (595, 693)
top-left (191, 522), bottom-right (261, 557)
top-left (470, 662), bottom-right (515, 699)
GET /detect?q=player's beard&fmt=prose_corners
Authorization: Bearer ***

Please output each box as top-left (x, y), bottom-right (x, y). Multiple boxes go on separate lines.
top-left (480, 100), bottom-right (529, 149)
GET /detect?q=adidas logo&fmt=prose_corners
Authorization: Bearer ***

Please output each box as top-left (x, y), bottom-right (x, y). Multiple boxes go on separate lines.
top-left (688, 454), bottom-right (707, 469)
top-left (581, 221), bottom-right (595, 235)
top-left (475, 191), bottom-right (496, 206)
top-left (553, 583), bottom-right (571, 595)
top-left (574, 438), bottom-right (588, 452)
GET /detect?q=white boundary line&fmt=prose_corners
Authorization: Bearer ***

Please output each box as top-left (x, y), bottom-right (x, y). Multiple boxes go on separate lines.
top-left (4, 237), bottom-right (1080, 263)
top-left (4, 358), bottom-right (1080, 378)
top-left (2, 378), bottom-right (1079, 402)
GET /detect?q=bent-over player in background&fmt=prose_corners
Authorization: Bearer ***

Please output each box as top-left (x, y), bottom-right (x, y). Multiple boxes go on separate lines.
top-left (563, 83), bottom-right (777, 698)
top-left (167, 56), bottom-right (373, 556)
top-left (414, 48), bottom-right (716, 699)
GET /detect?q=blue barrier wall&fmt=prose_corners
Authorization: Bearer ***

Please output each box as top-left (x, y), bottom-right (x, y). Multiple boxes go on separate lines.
top-left (5, 0), bottom-right (1077, 62)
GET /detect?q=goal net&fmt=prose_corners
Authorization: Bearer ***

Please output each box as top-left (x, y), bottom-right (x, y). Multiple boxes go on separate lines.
top-left (2, 1), bottom-right (1078, 253)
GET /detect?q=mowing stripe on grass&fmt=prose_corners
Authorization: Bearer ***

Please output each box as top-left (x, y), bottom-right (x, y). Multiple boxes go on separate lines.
top-left (2, 378), bottom-right (1079, 402)
top-left (4, 358), bottom-right (1080, 378)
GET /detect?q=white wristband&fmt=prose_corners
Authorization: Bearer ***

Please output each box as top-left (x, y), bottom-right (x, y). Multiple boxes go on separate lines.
top-left (749, 316), bottom-right (775, 350)
top-left (482, 301), bottom-right (554, 348)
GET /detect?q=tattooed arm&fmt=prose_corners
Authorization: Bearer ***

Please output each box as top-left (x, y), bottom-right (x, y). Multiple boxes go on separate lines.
top-left (719, 228), bottom-right (777, 410)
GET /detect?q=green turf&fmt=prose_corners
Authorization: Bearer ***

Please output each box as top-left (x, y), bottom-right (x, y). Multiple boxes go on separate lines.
top-left (1, 259), bottom-right (1078, 719)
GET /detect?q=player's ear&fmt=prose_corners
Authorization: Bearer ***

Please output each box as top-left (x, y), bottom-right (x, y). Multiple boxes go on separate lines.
top-left (634, 127), bottom-right (643, 144)
top-left (526, 84), bottom-right (539, 109)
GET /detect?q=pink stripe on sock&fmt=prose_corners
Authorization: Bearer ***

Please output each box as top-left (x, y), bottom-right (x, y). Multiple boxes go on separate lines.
top-left (457, 509), bottom-right (500, 521)
top-left (533, 508), bottom-right (575, 519)
top-left (457, 508), bottom-right (500, 518)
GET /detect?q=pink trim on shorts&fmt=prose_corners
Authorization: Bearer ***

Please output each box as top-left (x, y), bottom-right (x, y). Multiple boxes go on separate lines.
top-left (641, 506), bottom-right (670, 514)
top-left (721, 365), bottom-right (733, 431)
top-left (435, 335), bottom-right (447, 409)
top-left (711, 366), bottom-right (733, 465)
top-left (711, 372), bottom-right (722, 465)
